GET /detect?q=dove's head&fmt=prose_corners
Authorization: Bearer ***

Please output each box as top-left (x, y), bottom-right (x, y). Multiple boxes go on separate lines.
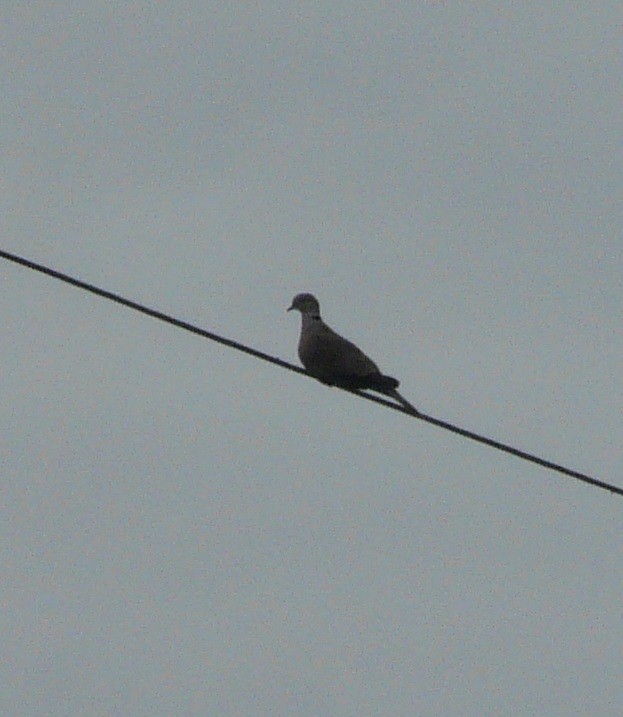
top-left (287, 293), bottom-right (320, 315)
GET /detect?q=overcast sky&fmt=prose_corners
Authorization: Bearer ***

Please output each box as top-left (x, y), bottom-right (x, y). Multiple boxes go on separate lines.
top-left (2, 3), bottom-right (622, 715)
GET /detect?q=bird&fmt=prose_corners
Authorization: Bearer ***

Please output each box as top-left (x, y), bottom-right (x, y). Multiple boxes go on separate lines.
top-left (287, 293), bottom-right (419, 415)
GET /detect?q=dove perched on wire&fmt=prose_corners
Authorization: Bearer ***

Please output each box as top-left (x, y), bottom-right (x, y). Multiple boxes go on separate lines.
top-left (287, 293), bottom-right (419, 415)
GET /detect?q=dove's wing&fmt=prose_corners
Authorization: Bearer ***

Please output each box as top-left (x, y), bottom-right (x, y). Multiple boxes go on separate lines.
top-left (299, 320), bottom-right (381, 378)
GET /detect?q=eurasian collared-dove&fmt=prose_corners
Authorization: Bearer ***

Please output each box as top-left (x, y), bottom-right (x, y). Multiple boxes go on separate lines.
top-left (287, 293), bottom-right (419, 414)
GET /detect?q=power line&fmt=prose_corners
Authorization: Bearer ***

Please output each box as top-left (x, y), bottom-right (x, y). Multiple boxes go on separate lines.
top-left (1, 248), bottom-right (620, 498)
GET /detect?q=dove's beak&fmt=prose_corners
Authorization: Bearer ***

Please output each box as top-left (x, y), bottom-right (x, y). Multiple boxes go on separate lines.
top-left (286, 304), bottom-right (294, 312)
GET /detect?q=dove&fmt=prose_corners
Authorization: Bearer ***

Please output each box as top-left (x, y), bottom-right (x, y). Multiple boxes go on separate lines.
top-left (287, 293), bottom-right (419, 414)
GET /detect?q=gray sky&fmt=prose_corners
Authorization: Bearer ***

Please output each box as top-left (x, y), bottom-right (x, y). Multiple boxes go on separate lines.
top-left (2, 3), bottom-right (622, 715)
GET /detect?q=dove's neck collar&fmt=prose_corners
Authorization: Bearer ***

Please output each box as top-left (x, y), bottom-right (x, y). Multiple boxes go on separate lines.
top-left (301, 309), bottom-right (322, 322)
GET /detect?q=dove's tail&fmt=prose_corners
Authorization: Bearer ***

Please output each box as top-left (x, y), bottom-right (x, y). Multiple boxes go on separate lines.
top-left (383, 388), bottom-right (421, 416)
top-left (333, 373), bottom-right (420, 415)
top-left (370, 373), bottom-right (400, 391)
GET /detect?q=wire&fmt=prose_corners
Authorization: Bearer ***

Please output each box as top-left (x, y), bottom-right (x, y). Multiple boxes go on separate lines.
top-left (2, 248), bottom-right (620, 497)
